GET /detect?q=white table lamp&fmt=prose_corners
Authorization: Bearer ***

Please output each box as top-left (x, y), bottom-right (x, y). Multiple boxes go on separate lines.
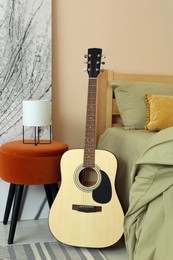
top-left (23, 100), bottom-right (52, 145)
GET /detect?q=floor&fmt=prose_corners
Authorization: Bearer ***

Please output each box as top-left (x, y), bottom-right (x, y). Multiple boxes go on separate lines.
top-left (0, 219), bottom-right (128, 259)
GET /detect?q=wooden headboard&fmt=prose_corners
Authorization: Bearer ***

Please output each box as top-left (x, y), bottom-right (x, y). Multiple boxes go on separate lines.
top-left (96, 70), bottom-right (173, 143)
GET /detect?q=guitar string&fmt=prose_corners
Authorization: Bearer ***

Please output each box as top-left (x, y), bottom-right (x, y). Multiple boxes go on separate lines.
top-left (82, 78), bottom-right (97, 209)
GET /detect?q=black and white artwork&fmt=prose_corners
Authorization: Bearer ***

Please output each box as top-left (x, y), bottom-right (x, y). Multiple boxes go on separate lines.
top-left (0, 0), bottom-right (51, 143)
top-left (0, 0), bottom-right (52, 221)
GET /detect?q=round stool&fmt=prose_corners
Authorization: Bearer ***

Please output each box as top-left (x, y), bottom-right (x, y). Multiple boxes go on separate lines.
top-left (0, 140), bottom-right (68, 244)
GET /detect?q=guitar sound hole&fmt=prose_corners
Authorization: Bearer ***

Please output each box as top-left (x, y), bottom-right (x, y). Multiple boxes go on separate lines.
top-left (79, 167), bottom-right (98, 187)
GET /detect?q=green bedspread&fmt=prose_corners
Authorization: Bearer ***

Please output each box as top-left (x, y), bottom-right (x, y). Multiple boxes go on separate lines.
top-left (98, 127), bottom-right (155, 212)
top-left (124, 126), bottom-right (173, 260)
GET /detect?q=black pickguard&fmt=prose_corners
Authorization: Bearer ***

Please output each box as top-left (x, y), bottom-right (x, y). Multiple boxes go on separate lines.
top-left (92, 170), bottom-right (112, 204)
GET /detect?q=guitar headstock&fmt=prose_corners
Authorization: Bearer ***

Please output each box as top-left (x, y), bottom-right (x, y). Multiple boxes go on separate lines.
top-left (84, 48), bottom-right (105, 78)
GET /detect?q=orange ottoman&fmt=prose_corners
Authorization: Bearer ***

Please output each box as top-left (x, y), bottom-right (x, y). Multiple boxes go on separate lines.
top-left (0, 140), bottom-right (68, 244)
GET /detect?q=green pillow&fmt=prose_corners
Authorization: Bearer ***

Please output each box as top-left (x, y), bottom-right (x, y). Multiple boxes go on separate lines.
top-left (109, 80), bottom-right (173, 130)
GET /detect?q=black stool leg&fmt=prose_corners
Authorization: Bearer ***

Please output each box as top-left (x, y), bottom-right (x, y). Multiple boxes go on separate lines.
top-left (44, 184), bottom-right (53, 208)
top-left (3, 184), bottom-right (16, 225)
top-left (8, 185), bottom-right (24, 244)
top-left (50, 183), bottom-right (59, 200)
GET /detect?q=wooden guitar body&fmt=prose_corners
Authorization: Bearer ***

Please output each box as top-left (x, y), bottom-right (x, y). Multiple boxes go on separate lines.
top-left (49, 149), bottom-right (124, 248)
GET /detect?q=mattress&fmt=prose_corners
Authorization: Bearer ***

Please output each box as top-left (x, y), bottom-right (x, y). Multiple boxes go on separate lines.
top-left (97, 127), bottom-right (155, 212)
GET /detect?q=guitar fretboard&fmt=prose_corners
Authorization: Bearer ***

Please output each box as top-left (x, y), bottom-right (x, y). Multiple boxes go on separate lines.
top-left (83, 78), bottom-right (97, 168)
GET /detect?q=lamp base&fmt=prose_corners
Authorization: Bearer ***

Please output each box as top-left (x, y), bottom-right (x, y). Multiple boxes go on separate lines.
top-left (23, 126), bottom-right (52, 145)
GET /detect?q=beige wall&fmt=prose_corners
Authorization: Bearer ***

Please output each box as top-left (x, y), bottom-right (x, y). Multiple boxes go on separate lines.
top-left (52, 0), bottom-right (173, 148)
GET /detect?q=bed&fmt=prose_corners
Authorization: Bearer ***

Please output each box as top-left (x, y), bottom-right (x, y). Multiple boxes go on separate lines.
top-left (96, 70), bottom-right (173, 260)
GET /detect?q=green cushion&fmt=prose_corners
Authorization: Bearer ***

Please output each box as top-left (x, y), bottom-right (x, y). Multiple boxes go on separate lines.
top-left (109, 80), bottom-right (173, 130)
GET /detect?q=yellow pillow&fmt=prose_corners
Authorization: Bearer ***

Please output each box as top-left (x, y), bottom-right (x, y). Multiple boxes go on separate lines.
top-left (145, 94), bottom-right (173, 131)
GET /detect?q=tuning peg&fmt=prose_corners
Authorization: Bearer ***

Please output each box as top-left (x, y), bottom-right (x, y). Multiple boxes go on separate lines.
top-left (85, 61), bottom-right (91, 64)
top-left (83, 67), bottom-right (87, 72)
top-left (102, 54), bottom-right (106, 59)
top-left (101, 62), bottom-right (105, 65)
top-left (100, 68), bottom-right (105, 72)
top-left (84, 54), bottom-right (88, 58)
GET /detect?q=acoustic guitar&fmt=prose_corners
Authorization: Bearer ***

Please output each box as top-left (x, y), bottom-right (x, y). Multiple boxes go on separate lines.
top-left (49, 48), bottom-right (124, 248)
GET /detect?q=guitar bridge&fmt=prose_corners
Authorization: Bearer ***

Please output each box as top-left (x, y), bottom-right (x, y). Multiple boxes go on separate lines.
top-left (72, 204), bottom-right (102, 213)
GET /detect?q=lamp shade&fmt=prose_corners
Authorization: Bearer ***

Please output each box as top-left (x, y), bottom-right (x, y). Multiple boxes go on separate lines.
top-left (23, 100), bottom-right (51, 127)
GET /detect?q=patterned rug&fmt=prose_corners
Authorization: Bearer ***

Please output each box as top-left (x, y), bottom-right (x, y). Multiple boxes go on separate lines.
top-left (0, 241), bottom-right (107, 260)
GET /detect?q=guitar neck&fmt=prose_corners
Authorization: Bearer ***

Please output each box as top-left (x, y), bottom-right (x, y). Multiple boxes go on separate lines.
top-left (83, 78), bottom-right (97, 168)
